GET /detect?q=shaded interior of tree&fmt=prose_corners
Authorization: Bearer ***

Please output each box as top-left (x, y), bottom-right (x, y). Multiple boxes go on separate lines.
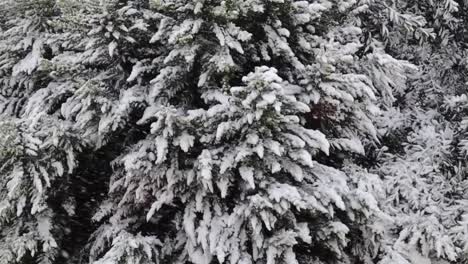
top-left (58, 147), bottom-right (115, 263)
top-left (55, 115), bottom-right (149, 263)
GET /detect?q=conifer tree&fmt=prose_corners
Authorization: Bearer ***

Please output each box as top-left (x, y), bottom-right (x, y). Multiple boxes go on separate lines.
top-left (85, 1), bottom-right (417, 263)
top-left (0, 0), bottom-right (154, 262)
top-left (371, 1), bottom-right (468, 263)
top-left (0, 1), bottom-right (82, 263)
top-left (0, 0), bottom-right (467, 264)
top-left (0, 0), bottom-right (61, 116)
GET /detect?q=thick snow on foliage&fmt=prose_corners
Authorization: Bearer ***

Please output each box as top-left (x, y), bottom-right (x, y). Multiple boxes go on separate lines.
top-left (0, 0), bottom-right (467, 264)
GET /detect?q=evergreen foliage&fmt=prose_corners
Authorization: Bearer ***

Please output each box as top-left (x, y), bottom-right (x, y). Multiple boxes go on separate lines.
top-left (0, 0), bottom-right (467, 264)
